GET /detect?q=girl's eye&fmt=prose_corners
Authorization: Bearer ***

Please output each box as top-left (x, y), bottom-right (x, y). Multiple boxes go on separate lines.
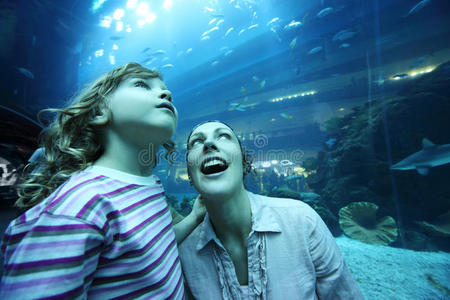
top-left (135, 81), bottom-right (149, 88)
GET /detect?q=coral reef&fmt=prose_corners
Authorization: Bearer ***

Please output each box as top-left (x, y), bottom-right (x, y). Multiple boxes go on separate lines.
top-left (338, 201), bottom-right (398, 245)
top-left (307, 61), bottom-right (450, 250)
top-left (415, 210), bottom-right (450, 238)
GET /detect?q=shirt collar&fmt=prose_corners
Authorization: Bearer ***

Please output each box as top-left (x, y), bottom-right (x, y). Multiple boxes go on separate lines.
top-left (196, 191), bottom-right (282, 251)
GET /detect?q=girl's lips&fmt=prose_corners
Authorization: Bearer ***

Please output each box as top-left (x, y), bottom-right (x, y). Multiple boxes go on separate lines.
top-left (156, 102), bottom-right (175, 114)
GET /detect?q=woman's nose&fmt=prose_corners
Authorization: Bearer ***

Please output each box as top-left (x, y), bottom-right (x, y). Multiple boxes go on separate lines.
top-left (203, 140), bottom-right (217, 151)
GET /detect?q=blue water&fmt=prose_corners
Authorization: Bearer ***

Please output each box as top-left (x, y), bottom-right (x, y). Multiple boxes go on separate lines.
top-left (1, 0), bottom-right (450, 298)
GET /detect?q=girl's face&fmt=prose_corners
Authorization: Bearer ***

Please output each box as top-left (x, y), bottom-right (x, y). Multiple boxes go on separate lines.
top-left (106, 76), bottom-right (178, 146)
top-left (187, 122), bottom-right (245, 198)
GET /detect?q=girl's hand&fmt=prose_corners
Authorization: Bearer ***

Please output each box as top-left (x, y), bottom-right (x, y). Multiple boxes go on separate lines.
top-left (191, 195), bottom-right (206, 223)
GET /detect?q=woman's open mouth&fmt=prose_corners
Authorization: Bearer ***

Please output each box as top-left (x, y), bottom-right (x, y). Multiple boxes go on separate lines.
top-left (200, 156), bottom-right (228, 175)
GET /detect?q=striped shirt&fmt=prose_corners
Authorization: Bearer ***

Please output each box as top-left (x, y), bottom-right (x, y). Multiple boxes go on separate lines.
top-left (1, 166), bottom-right (184, 299)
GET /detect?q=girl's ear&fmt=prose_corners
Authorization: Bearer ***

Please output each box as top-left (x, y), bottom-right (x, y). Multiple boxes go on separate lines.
top-left (89, 108), bottom-right (111, 126)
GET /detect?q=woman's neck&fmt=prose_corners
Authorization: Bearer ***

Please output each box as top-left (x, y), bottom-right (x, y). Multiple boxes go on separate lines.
top-left (205, 187), bottom-right (252, 245)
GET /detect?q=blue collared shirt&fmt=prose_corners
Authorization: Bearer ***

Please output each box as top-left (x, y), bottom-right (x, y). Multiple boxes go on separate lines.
top-left (178, 191), bottom-right (364, 299)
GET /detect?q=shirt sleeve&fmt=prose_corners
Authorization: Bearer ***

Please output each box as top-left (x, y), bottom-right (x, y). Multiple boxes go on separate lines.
top-left (1, 212), bottom-right (104, 299)
top-left (307, 208), bottom-right (365, 300)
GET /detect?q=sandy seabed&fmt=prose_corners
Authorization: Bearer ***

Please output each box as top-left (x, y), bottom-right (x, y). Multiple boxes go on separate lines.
top-left (336, 236), bottom-right (450, 300)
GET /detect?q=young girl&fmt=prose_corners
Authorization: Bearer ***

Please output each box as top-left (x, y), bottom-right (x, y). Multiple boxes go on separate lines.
top-left (180, 121), bottom-right (363, 299)
top-left (1, 63), bottom-right (204, 299)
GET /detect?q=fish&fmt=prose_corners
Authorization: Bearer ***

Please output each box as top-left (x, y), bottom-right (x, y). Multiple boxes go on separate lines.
top-left (248, 24), bottom-right (259, 30)
top-left (225, 27), bottom-right (234, 37)
top-left (201, 35), bottom-right (210, 41)
top-left (216, 19), bottom-right (224, 26)
top-left (110, 35), bottom-right (124, 40)
top-left (177, 50), bottom-right (184, 57)
top-left (229, 103), bottom-right (246, 111)
top-left (267, 17), bottom-right (280, 26)
top-left (204, 7), bottom-right (214, 12)
top-left (252, 76), bottom-right (260, 83)
top-left (266, 17), bottom-right (280, 26)
top-left (186, 48), bottom-right (193, 54)
top-left (302, 11), bottom-right (311, 24)
top-left (240, 86), bottom-right (247, 94)
top-left (162, 56), bottom-right (170, 62)
top-left (258, 80), bottom-right (266, 90)
top-left (308, 46), bottom-right (323, 55)
top-left (332, 29), bottom-right (356, 41)
top-left (339, 43), bottom-right (351, 48)
top-left (270, 27), bottom-right (282, 42)
top-left (208, 18), bottom-right (217, 25)
top-left (224, 49), bottom-right (233, 56)
top-left (202, 26), bottom-right (219, 36)
top-left (210, 14), bottom-right (225, 18)
top-left (375, 33), bottom-right (397, 46)
top-left (16, 67), bottom-right (35, 79)
top-left (152, 49), bottom-right (166, 55)
top-left (406, 0), bottom-right (431, 16)
top-left (211, 60), bottom-right (219, 66)
top-left (238, 29), bottom-right (245, 36)
top-left (325, 138), bottom-right (337, 148)
top-left (243, 96), bottom-right (248, 103)
top-left (144, 57), bottom-right (157, 65)
top-left (280, 113), bottom-right (294, 119)
top-left (161, 64), bottom-right (174, 69)
top-left (410, 55), bottom-right (428, 68)
top-left (391, 138), bottom-right (450, 175)
top-left (317, 7), bottom-right (334, 18)
top-left (289, 37), bottom-right (297, 55)
top-left (141, 47), bottom-right (151, 53)
top-left (284, 20), bottom-right (302, 30)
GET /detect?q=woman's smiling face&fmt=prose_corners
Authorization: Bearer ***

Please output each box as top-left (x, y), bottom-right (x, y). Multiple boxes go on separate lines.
top-left (187, 122), bottom-right (245, 198)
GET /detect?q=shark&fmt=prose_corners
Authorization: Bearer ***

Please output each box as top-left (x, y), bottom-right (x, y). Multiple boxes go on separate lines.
top-left (391, 138), bottom-right (450, 175)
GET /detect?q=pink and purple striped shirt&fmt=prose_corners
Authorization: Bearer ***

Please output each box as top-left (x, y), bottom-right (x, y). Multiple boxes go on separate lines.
top-left (1, 166), bottom-right (184, 299)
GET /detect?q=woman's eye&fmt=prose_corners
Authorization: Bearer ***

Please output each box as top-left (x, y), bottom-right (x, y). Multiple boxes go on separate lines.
top-left (218, 133), bottom-right (230, 140)
top-left (135, 81), bottom-right (149, 88)
top-left (190, 139), bottom-right (203, 147)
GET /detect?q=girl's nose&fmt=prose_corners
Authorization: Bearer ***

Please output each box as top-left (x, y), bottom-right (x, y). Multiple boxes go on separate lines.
top-left (160, 90), bottom-right (172, 102)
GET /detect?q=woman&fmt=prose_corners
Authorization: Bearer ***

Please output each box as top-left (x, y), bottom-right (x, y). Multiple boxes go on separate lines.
top-left (179, 120), bottom-right (364, 299)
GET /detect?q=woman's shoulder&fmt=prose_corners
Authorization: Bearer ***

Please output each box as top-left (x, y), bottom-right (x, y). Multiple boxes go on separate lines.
top-left (248, 191), bottom-right (321, 224)
top-left (249, 191), bottom-right (313, 210)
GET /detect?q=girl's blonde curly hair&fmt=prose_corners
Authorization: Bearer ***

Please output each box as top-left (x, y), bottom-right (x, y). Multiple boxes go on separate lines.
top-left (16, 62), bottom-right (176, 208)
